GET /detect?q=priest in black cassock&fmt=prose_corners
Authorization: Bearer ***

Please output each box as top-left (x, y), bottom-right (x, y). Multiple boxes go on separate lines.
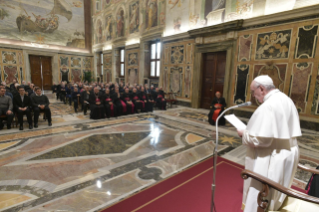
top-left (131, 88), bottom-right (143, 113)
top-left (113, 87), bottom-right (125, 116)
top-left (208, 91), bottom-right (226, 125)
top-left (103, 88), bottom-right (117, 118)
top-left (156, 88), bottom-right (166, 110)
top-left (121, 88), bottom-right (134, 115)
top-left (139, 86), bottom-right (153, 112)
top-left (89, 87), bottom-right (105, 119)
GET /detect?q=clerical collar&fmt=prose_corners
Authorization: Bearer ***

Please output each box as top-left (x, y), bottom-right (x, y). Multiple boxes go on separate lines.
top-left (263, 89), bottom-right (279, 102)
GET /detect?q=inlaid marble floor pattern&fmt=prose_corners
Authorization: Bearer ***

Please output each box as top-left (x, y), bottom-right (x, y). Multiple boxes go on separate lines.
top-left (0, 100), bottom-right (317, 211)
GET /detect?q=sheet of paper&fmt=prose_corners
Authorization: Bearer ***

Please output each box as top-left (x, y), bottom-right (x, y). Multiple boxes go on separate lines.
top-left (224, 114), bottom-right (246, 130)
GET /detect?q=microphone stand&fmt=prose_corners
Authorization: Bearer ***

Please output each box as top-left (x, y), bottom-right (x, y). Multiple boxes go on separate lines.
top-left (210, 104), bottom-right (240, 212)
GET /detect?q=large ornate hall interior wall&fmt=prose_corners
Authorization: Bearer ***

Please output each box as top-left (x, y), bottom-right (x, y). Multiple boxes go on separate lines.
top-left (1, 0), bottom-right (319, 119)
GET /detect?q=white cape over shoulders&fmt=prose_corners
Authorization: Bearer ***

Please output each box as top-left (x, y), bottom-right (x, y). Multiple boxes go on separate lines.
top-left (243, 89), bottom-right (302, 211)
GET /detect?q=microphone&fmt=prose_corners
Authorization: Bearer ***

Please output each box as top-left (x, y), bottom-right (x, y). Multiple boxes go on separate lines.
top-left (210, 100), bottom-right (251, 212)
top-left (234, 101), bottom-right (252, 108)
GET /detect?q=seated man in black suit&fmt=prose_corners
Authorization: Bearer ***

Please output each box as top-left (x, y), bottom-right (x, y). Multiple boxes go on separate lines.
top-left (13, 86), bottom-right (33, 130)
top-left (0, 87), bottom-right (14, 129)
top-left (31, 87), bottom-right (52, 128)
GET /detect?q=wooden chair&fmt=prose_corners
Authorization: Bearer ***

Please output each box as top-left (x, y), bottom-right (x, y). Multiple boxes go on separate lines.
top-left (241, 164), bottom-right (319, 212)
top-left (165, 92), bottom-right (177, 108)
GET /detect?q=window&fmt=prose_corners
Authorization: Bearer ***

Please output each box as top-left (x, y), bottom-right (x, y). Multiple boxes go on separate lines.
top-left (120, 49), bottom-right (125, 77)
top-left (96, 0), bottom-right (101, 11)
top-left (150, 42), bottom-right (161, 78)
top-left (101, 53), bottom-right (103, 76)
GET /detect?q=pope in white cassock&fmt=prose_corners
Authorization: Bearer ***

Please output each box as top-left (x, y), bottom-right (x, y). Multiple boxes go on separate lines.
top-left (237, 75), bottom-right (301, 211)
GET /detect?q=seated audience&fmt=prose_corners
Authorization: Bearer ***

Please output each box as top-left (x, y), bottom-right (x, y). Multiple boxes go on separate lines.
top-left (60, 82), bottom-right (66, 104)
top-left (13, 86), bottom-right (33, 130)
top-left (31, 87), bottom-right (52, 127)
top-left (66, 84), bottom-right (72, 105)
top-left (103, 88), bottom-right (117, 118)
top-left (81, 86), bottom-right (90, 115)
top-left (121, 88), bottom-right (134, 115)
top-left (113, 87), bottom-right (125, 116)
top-left (29, 84), bottom-right (35, 97)
top-left (139, 87), bottom-right (154, 112)
top-left (51, 83), bottom-right (57, 94)
top-left (10, 79), bottom-right (16, 91)
top-left (56, 81), bottom-right (62, 100)
top-left (0, 85), bottom-right (13, 99)
top-left (131, 88), bottom-right (143, 113)
top-left (208, 91), bottom-right (226, 126)
top-left (156, 88), bottom-right (166, 110)
top-left (71, 87), bottom-right (81, 113)
top-left (89, 87), bottom-right (105, 119)
top-left (11, 83), bottom-right (19, 97)
top-left (0, 87), bottom-right (14, 129)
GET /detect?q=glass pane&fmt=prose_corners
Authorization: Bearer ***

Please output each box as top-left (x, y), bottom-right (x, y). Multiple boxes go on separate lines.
top-left (157, 42), bottom-right (161, 59)
top-left (96, 0), bottom-right (100, 10)
top-left (121, 49), bottom-right (124, 62)
top-left (151, 44), bottom-right (156, 59)
top-left (121, 64), bottom-right (124, 76)
top-left (151, 61), bottom-right (155, 77)
top-left (156, 61), bottom-right (160, 76)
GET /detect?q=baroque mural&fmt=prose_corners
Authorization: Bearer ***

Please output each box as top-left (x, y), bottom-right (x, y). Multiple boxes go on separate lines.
top-left (0, 0), bottom-right (85, 48)
top-left (255, 30), bottom-right (291, 60)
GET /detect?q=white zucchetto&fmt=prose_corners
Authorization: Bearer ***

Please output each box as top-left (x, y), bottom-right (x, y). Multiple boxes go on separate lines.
top-left (254, 75), bottom-right (274, 86)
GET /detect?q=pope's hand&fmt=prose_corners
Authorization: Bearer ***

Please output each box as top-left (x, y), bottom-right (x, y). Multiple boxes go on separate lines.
top-left (237, 129), bottom-right (244, 138)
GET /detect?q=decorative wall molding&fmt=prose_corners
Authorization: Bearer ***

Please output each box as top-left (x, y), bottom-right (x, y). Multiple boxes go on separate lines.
top-left (188, 20), bottom-right (244, 38)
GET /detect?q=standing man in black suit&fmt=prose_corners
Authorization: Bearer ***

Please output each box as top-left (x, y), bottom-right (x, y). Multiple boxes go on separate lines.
top-left (13, 86), bottom-right (33, 130)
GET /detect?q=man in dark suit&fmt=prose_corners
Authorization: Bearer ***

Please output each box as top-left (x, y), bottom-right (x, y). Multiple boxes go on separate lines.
top-left (31, 87), bottom-right (52, 128)
top-left (10, 79), bottom-right (16, 91)
top-left (13, 86), bottom-right (33, 130)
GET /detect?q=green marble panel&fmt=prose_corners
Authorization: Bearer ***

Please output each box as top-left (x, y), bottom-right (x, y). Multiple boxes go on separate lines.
top-left (29, 132), bottom-right (150, 160)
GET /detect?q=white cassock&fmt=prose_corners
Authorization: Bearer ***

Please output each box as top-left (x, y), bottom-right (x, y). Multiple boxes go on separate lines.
top-left (242, 89), bottom-right (302, 211)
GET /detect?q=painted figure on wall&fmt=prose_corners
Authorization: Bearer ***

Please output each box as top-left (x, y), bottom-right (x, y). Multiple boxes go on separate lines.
top-left (2, 52), bottom-right (17, 64)
top-left (4, 66), bottom-right (18, 84)
top-left (96, 19), bottom-right (102, 43)
top-left (0, 0), bottom-right (85, 48)
top-left (129, 2), bottom-right (139, 34)
top-left (146, 0), bottom-right (157, 29)
top-left (256, 30), bottom-right (291, 60)
top-left (72, 69), bottom-right (82, 83)
top-left (116, 9), bottom-right (124, 37)
top-left (104, 0), bottom-right (111, 8)
top-left (105, 15), bottom-right (112, 41)
top-left (128, 53), bottom-right (138, 66)
top-left (129, 69), bottom-right (138, 85)
top-left (171, 45), bottom-right (184, 64)
top-left (173, 17), bottom-right (181, 32)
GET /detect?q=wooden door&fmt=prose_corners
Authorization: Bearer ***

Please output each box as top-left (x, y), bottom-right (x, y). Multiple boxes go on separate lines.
top-left (29, 55), bottom-right (52, 90)
top-left (41, 56), bottom-right (52, 90)
top-left (29, 55), bottom-right (42, 88)
top-left (200, 51), bottom-right (226, 109)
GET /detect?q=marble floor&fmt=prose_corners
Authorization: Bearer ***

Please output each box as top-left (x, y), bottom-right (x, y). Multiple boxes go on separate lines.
top-left (0, 95), bottom-right (318, 211)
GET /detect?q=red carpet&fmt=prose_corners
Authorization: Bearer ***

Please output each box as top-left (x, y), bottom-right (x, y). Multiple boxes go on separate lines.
top-left (101, 157), bottom-right (306, 212)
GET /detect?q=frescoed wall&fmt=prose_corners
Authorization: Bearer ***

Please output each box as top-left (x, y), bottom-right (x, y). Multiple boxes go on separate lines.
top-left (232, 20), bottom-right (319, 116)
top-left (126, 49), bottom-right (139, 85)
top-left (58, 54), bottom-right (93, 82)
top-left (103, 53), bottom-right (112, 82)
top-left (0, 0), bottom-right (86, 48)
top-left (92, 0), bottom-right (164, 48)
top-left (162, 40), bottom-right (194, 100)
top-left (0, 48), bottom-right (25, 85)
